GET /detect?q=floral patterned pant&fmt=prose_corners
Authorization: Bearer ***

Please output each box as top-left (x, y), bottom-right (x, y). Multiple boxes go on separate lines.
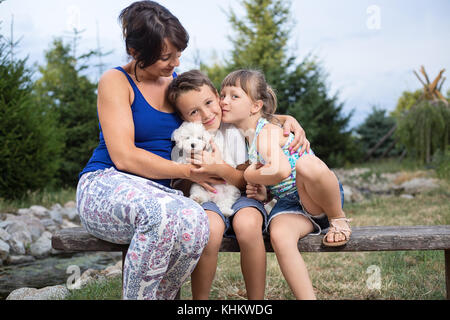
top-left (76, 167), bottom-right (209, 300)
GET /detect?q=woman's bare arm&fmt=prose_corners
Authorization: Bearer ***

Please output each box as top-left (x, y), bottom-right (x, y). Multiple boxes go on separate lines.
top-left (97, 70), bottom-right (191, 180)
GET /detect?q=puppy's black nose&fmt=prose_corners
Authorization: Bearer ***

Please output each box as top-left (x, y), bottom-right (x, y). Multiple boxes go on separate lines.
top-left (191, 143), bottom-right (196, 148)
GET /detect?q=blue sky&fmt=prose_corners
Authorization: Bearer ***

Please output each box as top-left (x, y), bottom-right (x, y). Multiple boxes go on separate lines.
top-left (1, 0), bottom-right (449, 128)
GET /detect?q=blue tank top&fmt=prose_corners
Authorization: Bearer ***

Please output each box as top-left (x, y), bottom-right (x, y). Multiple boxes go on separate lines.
top-left (79, 67), bottom-right (182, 188)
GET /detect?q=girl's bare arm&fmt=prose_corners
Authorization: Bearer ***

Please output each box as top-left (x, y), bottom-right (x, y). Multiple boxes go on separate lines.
top-left (244, 124), bottom-right (292, 186)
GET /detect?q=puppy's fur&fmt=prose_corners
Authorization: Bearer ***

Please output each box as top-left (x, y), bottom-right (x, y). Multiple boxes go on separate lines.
top-left (172, 122), bottom-right (241, 217)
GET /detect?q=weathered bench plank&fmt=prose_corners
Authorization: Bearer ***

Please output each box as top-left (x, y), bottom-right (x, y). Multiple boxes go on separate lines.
top-left (52, 225), bottom-right (450, 253)
top-left (51, 225), bottom-right (450, 299)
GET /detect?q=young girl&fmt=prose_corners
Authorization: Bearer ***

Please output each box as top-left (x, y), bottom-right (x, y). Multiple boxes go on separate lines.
top-left (167, 70), bottom-right (308, 300)
top-left (219, 69), bottom-right (351, 300)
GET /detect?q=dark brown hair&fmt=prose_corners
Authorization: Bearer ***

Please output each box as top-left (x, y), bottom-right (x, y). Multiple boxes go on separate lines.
top-left (167, 70), bottom-right (218, 108)
top-left (119, 1), bottom-right (189, 81)
top-left (221, 69), bottom-right (278, 121)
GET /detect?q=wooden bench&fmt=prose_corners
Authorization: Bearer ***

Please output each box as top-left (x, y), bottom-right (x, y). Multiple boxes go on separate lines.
top-left (52, 225), bottom-right (450, 299)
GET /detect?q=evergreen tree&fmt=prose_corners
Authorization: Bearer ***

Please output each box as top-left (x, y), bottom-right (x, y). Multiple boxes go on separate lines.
top-left (33, 39), bottom-right (99, 187)
top-left (0, 28), bottom-right (63, 199)
top-left (203, 0), bottom-right (354, 166)
top-left (356, 107), bottom-right (398, 158)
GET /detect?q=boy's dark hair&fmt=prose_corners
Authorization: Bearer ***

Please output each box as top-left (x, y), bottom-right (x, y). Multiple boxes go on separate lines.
top-left (167, 70), bottom-right (218, 107)
top-left (119, 1), bottom-right (189, 81)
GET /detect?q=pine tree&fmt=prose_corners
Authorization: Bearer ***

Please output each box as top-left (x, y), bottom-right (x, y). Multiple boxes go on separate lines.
top-left (356, 107), bottom-right (399, 158)
top-left (0, 27), bottom-right (63, 199)
top-left (203, 0), bottom-right (355, 166)
top-left (33, 39), bottom-right (99, 187)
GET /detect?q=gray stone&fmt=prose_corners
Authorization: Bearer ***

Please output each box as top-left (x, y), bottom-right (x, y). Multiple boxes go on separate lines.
top-left (40, 218), bottom-right (57, 229)
top-left (400, 194), bottom-right (415, 199)
top-left (29, 205), bottom-right (50, 218)
top-left (7, 254), bottom-right (36, 265)
top-left (17, 208), bottom-right (32, 216)
top-left (6, 285), bottom-right (69, 300)
top-left (64, 201), bottom-right (76, 209)
top-left (0, 239), bottom-right (10, 260)
top-left (0, 227), bottom-right (10, 242)
top-left (8, 237), bottom-right (26, 255)
top-left (6, 215), bottom-right (45, 241)
top-left (400, 178), bottom-right (439, 195)
top-left (63, 207), bottom-right (79, 221)
top-left (49, 210), bottom-right (63, 225)
top-left (29, 235), bottom-right (52, 257)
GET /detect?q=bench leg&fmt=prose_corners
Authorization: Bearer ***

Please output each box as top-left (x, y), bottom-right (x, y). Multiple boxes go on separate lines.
top-left (445, 250), bottom-right (450, 300)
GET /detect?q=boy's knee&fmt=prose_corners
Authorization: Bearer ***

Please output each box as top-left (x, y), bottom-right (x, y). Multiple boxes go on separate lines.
top-left (232, 208), bottom-right (263, 240)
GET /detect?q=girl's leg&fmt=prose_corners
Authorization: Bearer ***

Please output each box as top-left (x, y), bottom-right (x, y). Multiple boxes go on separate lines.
top-left (295, 155), bottom-right (348, 243)
top-left (190, 210), bottom-right (225, 300)
top-left (232, 207), bottom-right (266, 300)
top-left (269, 214), bottom-right (316, 300)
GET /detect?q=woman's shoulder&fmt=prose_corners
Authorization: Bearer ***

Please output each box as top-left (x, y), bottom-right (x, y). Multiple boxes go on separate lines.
top-left (99, 68), bottom-right (129, 85)
top-left (98, 68), bottom-right (133, 96)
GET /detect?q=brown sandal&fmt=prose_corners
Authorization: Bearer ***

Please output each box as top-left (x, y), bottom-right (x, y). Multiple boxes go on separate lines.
top-left (322, 217), bottom-right (352, 247)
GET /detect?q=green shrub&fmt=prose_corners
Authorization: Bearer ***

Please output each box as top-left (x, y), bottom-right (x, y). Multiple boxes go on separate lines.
top-left (432, 147), bottom-right (450, 180)
top-left (0, 40), bottom-right (64, 200)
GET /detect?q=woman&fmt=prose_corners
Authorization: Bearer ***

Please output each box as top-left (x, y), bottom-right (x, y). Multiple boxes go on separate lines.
top-left (77, 1), bottom-right (308, 300)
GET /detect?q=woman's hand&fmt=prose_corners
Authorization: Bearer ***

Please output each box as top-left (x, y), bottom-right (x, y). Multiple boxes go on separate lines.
top-left (281, 115), bottom-right (311, 155)
top-left (246, 183), bottom-right (268, 202)
top-left (188, 164), bottom-right (225, 193)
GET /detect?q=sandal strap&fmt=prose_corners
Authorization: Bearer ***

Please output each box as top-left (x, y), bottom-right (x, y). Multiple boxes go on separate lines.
top-left (327, 218), bottom-right (352, 240)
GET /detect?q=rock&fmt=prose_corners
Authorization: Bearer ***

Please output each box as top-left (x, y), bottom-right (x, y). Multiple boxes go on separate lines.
top-left (104, 261), bottom-right (122, 278)
top-left (400, 194), bottom-right (414, 199)
top-left (399, 178), bottom-right (439, 195)
top-left (64, 201), bottom-right (76, 209)
top-left (29, 235), bottom-right (52, 257)
top-left (7, 255), bottom-right (36, 265)
top-left (0, 228), bottom-right (10, 242)
top-left (17, 208), bottom-right (32, 216)
top-left (48, 210), bottom-right (63, 225)
top-left (61, 219), bottom-right (80, 229)
top-left (8, 237), bottom-right (26, 255)
top-left (29, 205), bottom-right (50, 219)
top-left (40, 218), bottom-right (57, 230)
top-left (342, 185), bottom-right (364, 203)
top-left (0, 239), bottom-right (10, 260)
top-left (6, 285), bottom-right (69, 300)
top-left (6, 215), bottom-right (45, 241)
top-left (63, 207), bottom-right (79, 222)
top-left (6, 221), bottom-right (32, 255)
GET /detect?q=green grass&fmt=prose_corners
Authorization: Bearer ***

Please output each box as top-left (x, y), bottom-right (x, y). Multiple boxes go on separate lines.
top-left (65, 277), bottom-right (123, 300)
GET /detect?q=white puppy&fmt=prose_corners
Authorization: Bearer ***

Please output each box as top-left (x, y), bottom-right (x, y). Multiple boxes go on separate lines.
top-left (172, 122), bottom-right (241, 217)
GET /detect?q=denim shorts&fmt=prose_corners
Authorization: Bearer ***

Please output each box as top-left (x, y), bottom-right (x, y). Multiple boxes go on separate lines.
top-left (202, 196), bottom-right (268, 239)
top-left (268, 182), bottom-right (345, 235)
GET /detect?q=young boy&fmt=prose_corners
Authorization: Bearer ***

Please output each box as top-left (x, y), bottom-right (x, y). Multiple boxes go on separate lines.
top-left (167, 70), bottom-right (268, 300)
